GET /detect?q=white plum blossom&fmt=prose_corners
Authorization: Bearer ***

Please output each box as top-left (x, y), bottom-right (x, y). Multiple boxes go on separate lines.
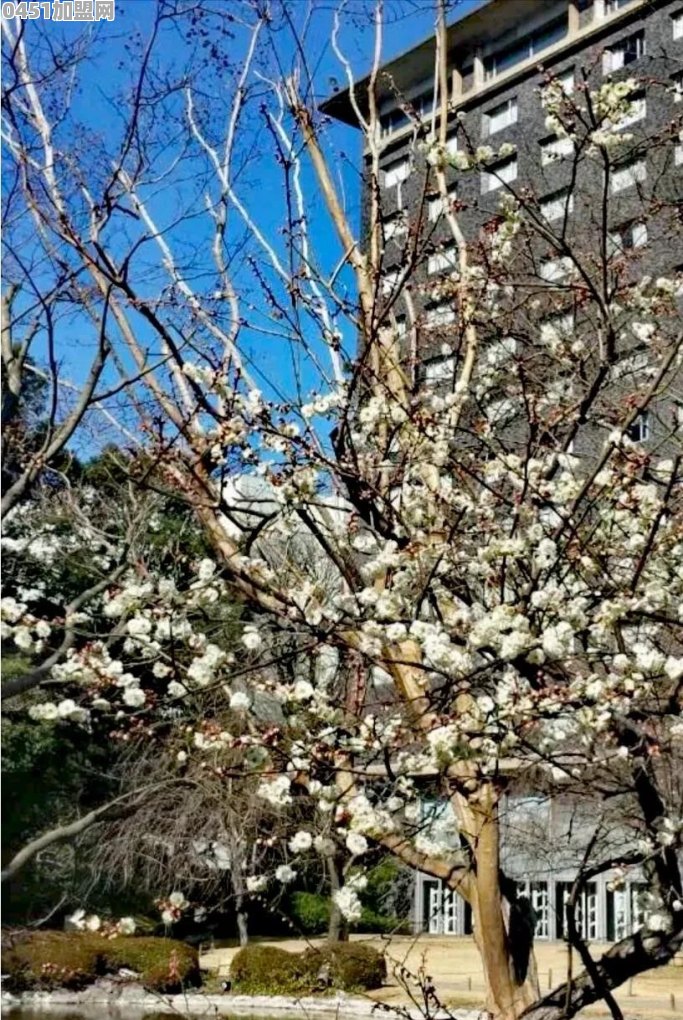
top-left (257, 775), bottom-right (292, 807)
top-left (291, 679), bottom-right (314, 701)
top-left (246, 875), bottom-right (268, 893)
top-left (229, 690), bottom-right (251, 711)
top-left (123, 686), bottom-right (146, 708)
top-left (241, 625), bottom-right (262, 651)
top-left (289, 830), bottom-right (313, 854)
top-left (345, 832), bottom-right (368, 857)
top-left (275, 864), bottom-right (297, 884)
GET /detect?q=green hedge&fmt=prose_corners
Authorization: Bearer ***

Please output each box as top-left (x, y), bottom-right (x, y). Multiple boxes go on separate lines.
top-left (289, 891), bottom-right (330, 935)
top-left (302, 943), bottom-right (386, 991)
top-left (230, 941), bottom-right (385, 995)
top-left (1, 931), bottom-right (200, 993)
top-left (289, 890), bottom-right (409, 937)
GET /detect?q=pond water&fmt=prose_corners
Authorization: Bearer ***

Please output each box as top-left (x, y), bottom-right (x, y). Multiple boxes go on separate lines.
top-left (6, 1013), bottom-right (325, 1020)
top-left (3, 1013), bottom-right (285, 1020)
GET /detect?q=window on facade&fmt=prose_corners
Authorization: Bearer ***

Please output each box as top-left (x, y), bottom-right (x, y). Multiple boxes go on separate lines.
top-left (676, 143), bottom-right (683, 166)
top-left (380, 107), bottom-right (410, 138)
top-left (383, 157), bottom-right (410, 189)
top-left (608, 220), bottom-right (648, 255)
top-left (673, 9), bottom-right (683, 40)
top-left (484, 16), bottom-right (567, 81)
top-left (672, 72), bottom-right (683, 102)
top-left (607, 0), bottom-right (636, 11)
top-left (381, 269), bottom-right (401, 296)
top-left (610, 157), bottom-right (646, 193)
top-left (428, 183), bottom-right (457, 222)
top-left (556, 882), bottom-right (598, 942)
top-left (627, 411), bottom-right (650, 442)
top-left (614, 90), bottom-right (646, 128)
top-left (424, 355), bottom-right (455, 384)
top-left (380, 86), bottom-right (435, 138)
top-left (394, 315), bottom-right (407, 338)
top-left (484, 97), bottom-right (518, 136)
top-left (445, 133), bottom-right (459, 156)
top-left (540, 134), bottom-right (574, 165)
top-left (519, 881), bottom-right (550, 939)
top-left (603, 30), bottom-right (646, 73)
top-left (556, 67), bottom-right (575, 94)
top-left (540, 310), bottom-right (575, 341)
top-left (428, 246), bottom-right (459, 275)
top-left (481, 155), bottom-right (518, 194)
top-left (384, 212), bottom-right (407, 242)
top-left (540, 256), bottom-right (573, 283)
top-left (425, 302), bottom-right (456, 328)
top-left (486, 335), bottom-right (517, 366)
top-left (540, 187), bottom-right (574, 222)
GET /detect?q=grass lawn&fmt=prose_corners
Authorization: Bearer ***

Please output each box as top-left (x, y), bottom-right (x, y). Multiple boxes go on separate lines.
top-left (201, 933), bottom-right (683, 1017)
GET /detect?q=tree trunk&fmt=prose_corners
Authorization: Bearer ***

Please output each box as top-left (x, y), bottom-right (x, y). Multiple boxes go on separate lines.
top-left (236, 898), bottom-right (249, 947)
top-left (451, 783), bottom-right (540, 1020)
top-left (326, 853), bottom-right (348, 942)
top-left (520, 928), bottom-right (683, 1020)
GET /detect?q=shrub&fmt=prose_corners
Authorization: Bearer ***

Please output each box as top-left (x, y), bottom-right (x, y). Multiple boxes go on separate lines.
top-left (289, 891), bottom-right (330, 935)
top-left (230, 941), bottom-right (386, 995)
top-left (302, 943), bottom-right (386, 991)
top-left (357, 906), bottom-right (411, 935)
top-left (0, 930), bottom-right (199, 993)
top-left (230, 944), bottom-right (309, 995)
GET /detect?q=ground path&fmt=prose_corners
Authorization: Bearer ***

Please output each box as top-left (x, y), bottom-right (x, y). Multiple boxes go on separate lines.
top-left (201, 934), bottom-right (683, 1018)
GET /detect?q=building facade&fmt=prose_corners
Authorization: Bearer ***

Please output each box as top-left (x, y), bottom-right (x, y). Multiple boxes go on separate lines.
top-left (324, 0), bottom-right (683, 434)
top-left (324, 0), bottom-right (683, 943)
top-left (412, 793), bottom-right (650, 940)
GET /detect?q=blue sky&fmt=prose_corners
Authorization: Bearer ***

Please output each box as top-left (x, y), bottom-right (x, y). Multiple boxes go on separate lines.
top-left (4, 0), bottom-right (483, 452)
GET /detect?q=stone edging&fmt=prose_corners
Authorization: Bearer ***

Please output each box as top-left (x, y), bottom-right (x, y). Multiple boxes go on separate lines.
top-left (2, 986), bottom-right (487, 1019)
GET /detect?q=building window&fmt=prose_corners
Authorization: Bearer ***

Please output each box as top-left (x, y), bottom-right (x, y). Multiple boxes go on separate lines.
top-left (380, 86), bottom-right (435, 138)
top-left (484, 97), bottom-right (518, 136)
top-left (556, 67), bottom-right (575, 94)
top-left (676, 143), bottom-right (683, 166)
top-left (673, 9), bottom-right (683, 40)
top-left (603, 30), bottom-right (646, 74)
top-left (614, 90), bottom-right (646, 128)
top-left (540, 134), bottom-right (574, 165)
top-left (484, 16), bottom-right (567, 81)
top-left (394, 315), bottom-right (407, 339)
top-left (425, 303), bottom-right (456, 328)
top-left (428, 246), bottom-right (459, 275)
top-left (383, 157), bottom-right (410, 189)
top-left (486, 335), bottom-right (517, 366)
top-left (556, 882), bottom-right (598, 942)
top-left (481, 155), bottom-right (518, 194)
top-left (540, 311), bottom-right (575, 342)
top-left (424, 355), bottom-right (455, 384)
top-left (384, 212), bottom-right (407, 242)
top-left (627, 412), bottom-right (650, 442)
top-left (607, 0), bottom-right (636, 11)
top-left (380, 107), bottom-right (410, 139)
top-left (381, 268), bottom-right (400, 296)
top-left (519, 881), bottom-right (550, 940)
top-left (608, 220), bottom-right (648, 255)
top-left (540, 186), bottom-right (574, 223)
top-left (428, 183), bottom-right (457, 222)
top-left (540, 256), bottom-right (573, 283)
top-left (672, 72), bottom-right (683, 102)
top-left (610, 157), bottom-right (646, 194)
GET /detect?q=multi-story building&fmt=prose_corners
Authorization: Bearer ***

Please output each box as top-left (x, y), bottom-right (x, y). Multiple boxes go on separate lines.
top-left (323, 0), bottom-right (683, 941)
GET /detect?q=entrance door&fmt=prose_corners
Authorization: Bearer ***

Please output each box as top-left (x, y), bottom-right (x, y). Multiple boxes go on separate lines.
top-left (520, 881), bottom-right (550, 938)
top-left (556, 882), bottom-right (598, 941)
top-left (427, 881), bottom-right (442, 934)
top-left (442, 887), bottom-right (458, 934)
